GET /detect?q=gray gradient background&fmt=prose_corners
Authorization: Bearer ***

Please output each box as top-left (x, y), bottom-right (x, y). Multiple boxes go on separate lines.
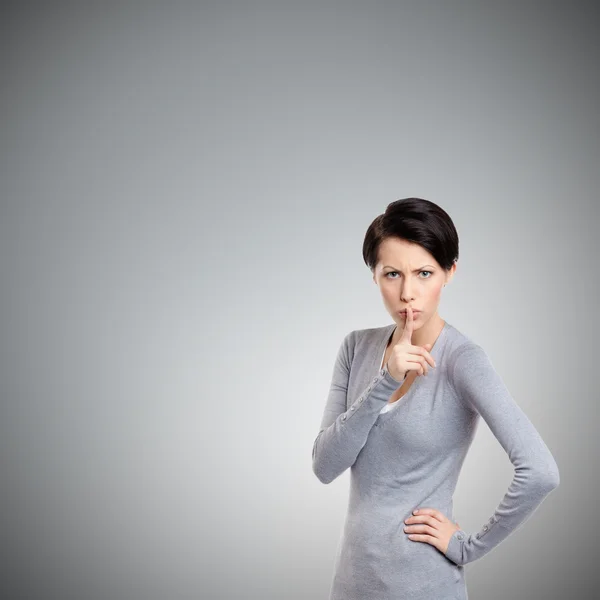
top-left (1, 2), bottom-right (597, 599)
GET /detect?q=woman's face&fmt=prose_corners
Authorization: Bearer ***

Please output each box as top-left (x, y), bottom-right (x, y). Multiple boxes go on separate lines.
top-left (372, 237), bottom-right (454, 330)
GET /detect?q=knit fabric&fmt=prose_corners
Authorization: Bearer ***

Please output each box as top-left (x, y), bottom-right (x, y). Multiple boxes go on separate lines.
top-left (312, 321), bottom-right (560, 600)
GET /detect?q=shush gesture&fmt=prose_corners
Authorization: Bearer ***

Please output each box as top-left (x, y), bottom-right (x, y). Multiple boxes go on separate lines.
top-left (385, 306), bottom-right (436, 382)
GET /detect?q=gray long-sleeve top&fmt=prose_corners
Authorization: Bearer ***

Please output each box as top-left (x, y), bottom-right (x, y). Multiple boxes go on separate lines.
top-left (312, 321), bottom-right (560, 600)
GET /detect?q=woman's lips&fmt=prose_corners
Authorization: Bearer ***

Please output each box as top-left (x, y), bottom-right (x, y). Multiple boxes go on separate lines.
top-left (399, 310), bottom-right (420, 317)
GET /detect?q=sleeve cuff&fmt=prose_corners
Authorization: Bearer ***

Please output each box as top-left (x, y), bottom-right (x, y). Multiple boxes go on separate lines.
top-left (444, 529), bottom-right (468, 566)
top-left (380, 364), bottom-right (404, 387)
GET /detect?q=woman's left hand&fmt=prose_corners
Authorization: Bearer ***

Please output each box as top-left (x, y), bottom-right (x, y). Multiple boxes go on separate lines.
top-left (403, 507), bottom-right (461, 555)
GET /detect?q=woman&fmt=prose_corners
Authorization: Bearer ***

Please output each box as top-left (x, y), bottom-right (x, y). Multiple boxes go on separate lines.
top-left (312, 197), bottom-right (560, 600)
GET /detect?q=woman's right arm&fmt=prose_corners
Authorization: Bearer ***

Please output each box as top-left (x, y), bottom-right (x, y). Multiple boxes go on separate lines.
top-left (312, 331), bottom-right (403, 484)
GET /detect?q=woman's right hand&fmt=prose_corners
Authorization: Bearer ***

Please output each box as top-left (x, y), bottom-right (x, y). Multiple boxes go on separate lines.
top-left (386, 307), bottom-right (436, 381)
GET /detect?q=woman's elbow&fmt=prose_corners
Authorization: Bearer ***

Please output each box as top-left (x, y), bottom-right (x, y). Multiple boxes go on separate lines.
top-left (312, 451), bottom-right (340, 484)
top-left (535, 457), bottom-right (560, 492)
top-left (312, 435), bottom-right (333, 484)
top-left (313, 461), bottom-right (335, 484)
top-left (545, 460), bottom-right (560, 490)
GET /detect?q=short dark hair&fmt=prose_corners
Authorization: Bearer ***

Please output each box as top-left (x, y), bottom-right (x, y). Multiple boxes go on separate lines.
top-left (363, 197), bottom-right (459, 273)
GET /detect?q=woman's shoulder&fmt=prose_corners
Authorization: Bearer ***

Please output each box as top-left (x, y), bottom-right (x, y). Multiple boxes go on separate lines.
top-left (347, 323), bottom-right (394, 348)
top-left (335, 324), bottom-right (393, 366)
top-left (443, 323), bottom-right (490, 370)
top-left (444, 322), bottom-right (478, 352)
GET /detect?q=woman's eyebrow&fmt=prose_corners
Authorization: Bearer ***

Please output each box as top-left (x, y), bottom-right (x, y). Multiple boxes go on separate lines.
top-left (383, 265), bottom-right (435, 271)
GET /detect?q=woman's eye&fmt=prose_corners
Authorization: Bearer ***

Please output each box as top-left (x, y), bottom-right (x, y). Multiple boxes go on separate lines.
top-left (386, 271), bottom-right (432, 279)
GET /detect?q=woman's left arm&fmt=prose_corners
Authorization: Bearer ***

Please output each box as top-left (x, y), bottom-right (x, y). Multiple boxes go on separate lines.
top-left (443, 342), bottom-right (560, 566)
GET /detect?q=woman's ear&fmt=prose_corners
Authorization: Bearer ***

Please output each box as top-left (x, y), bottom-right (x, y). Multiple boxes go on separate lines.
top-left (445, 262), bottom-right (457, 286)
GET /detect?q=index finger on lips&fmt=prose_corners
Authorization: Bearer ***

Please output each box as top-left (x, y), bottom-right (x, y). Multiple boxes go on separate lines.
top-left (399, 306), bottom-right (414, 342)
